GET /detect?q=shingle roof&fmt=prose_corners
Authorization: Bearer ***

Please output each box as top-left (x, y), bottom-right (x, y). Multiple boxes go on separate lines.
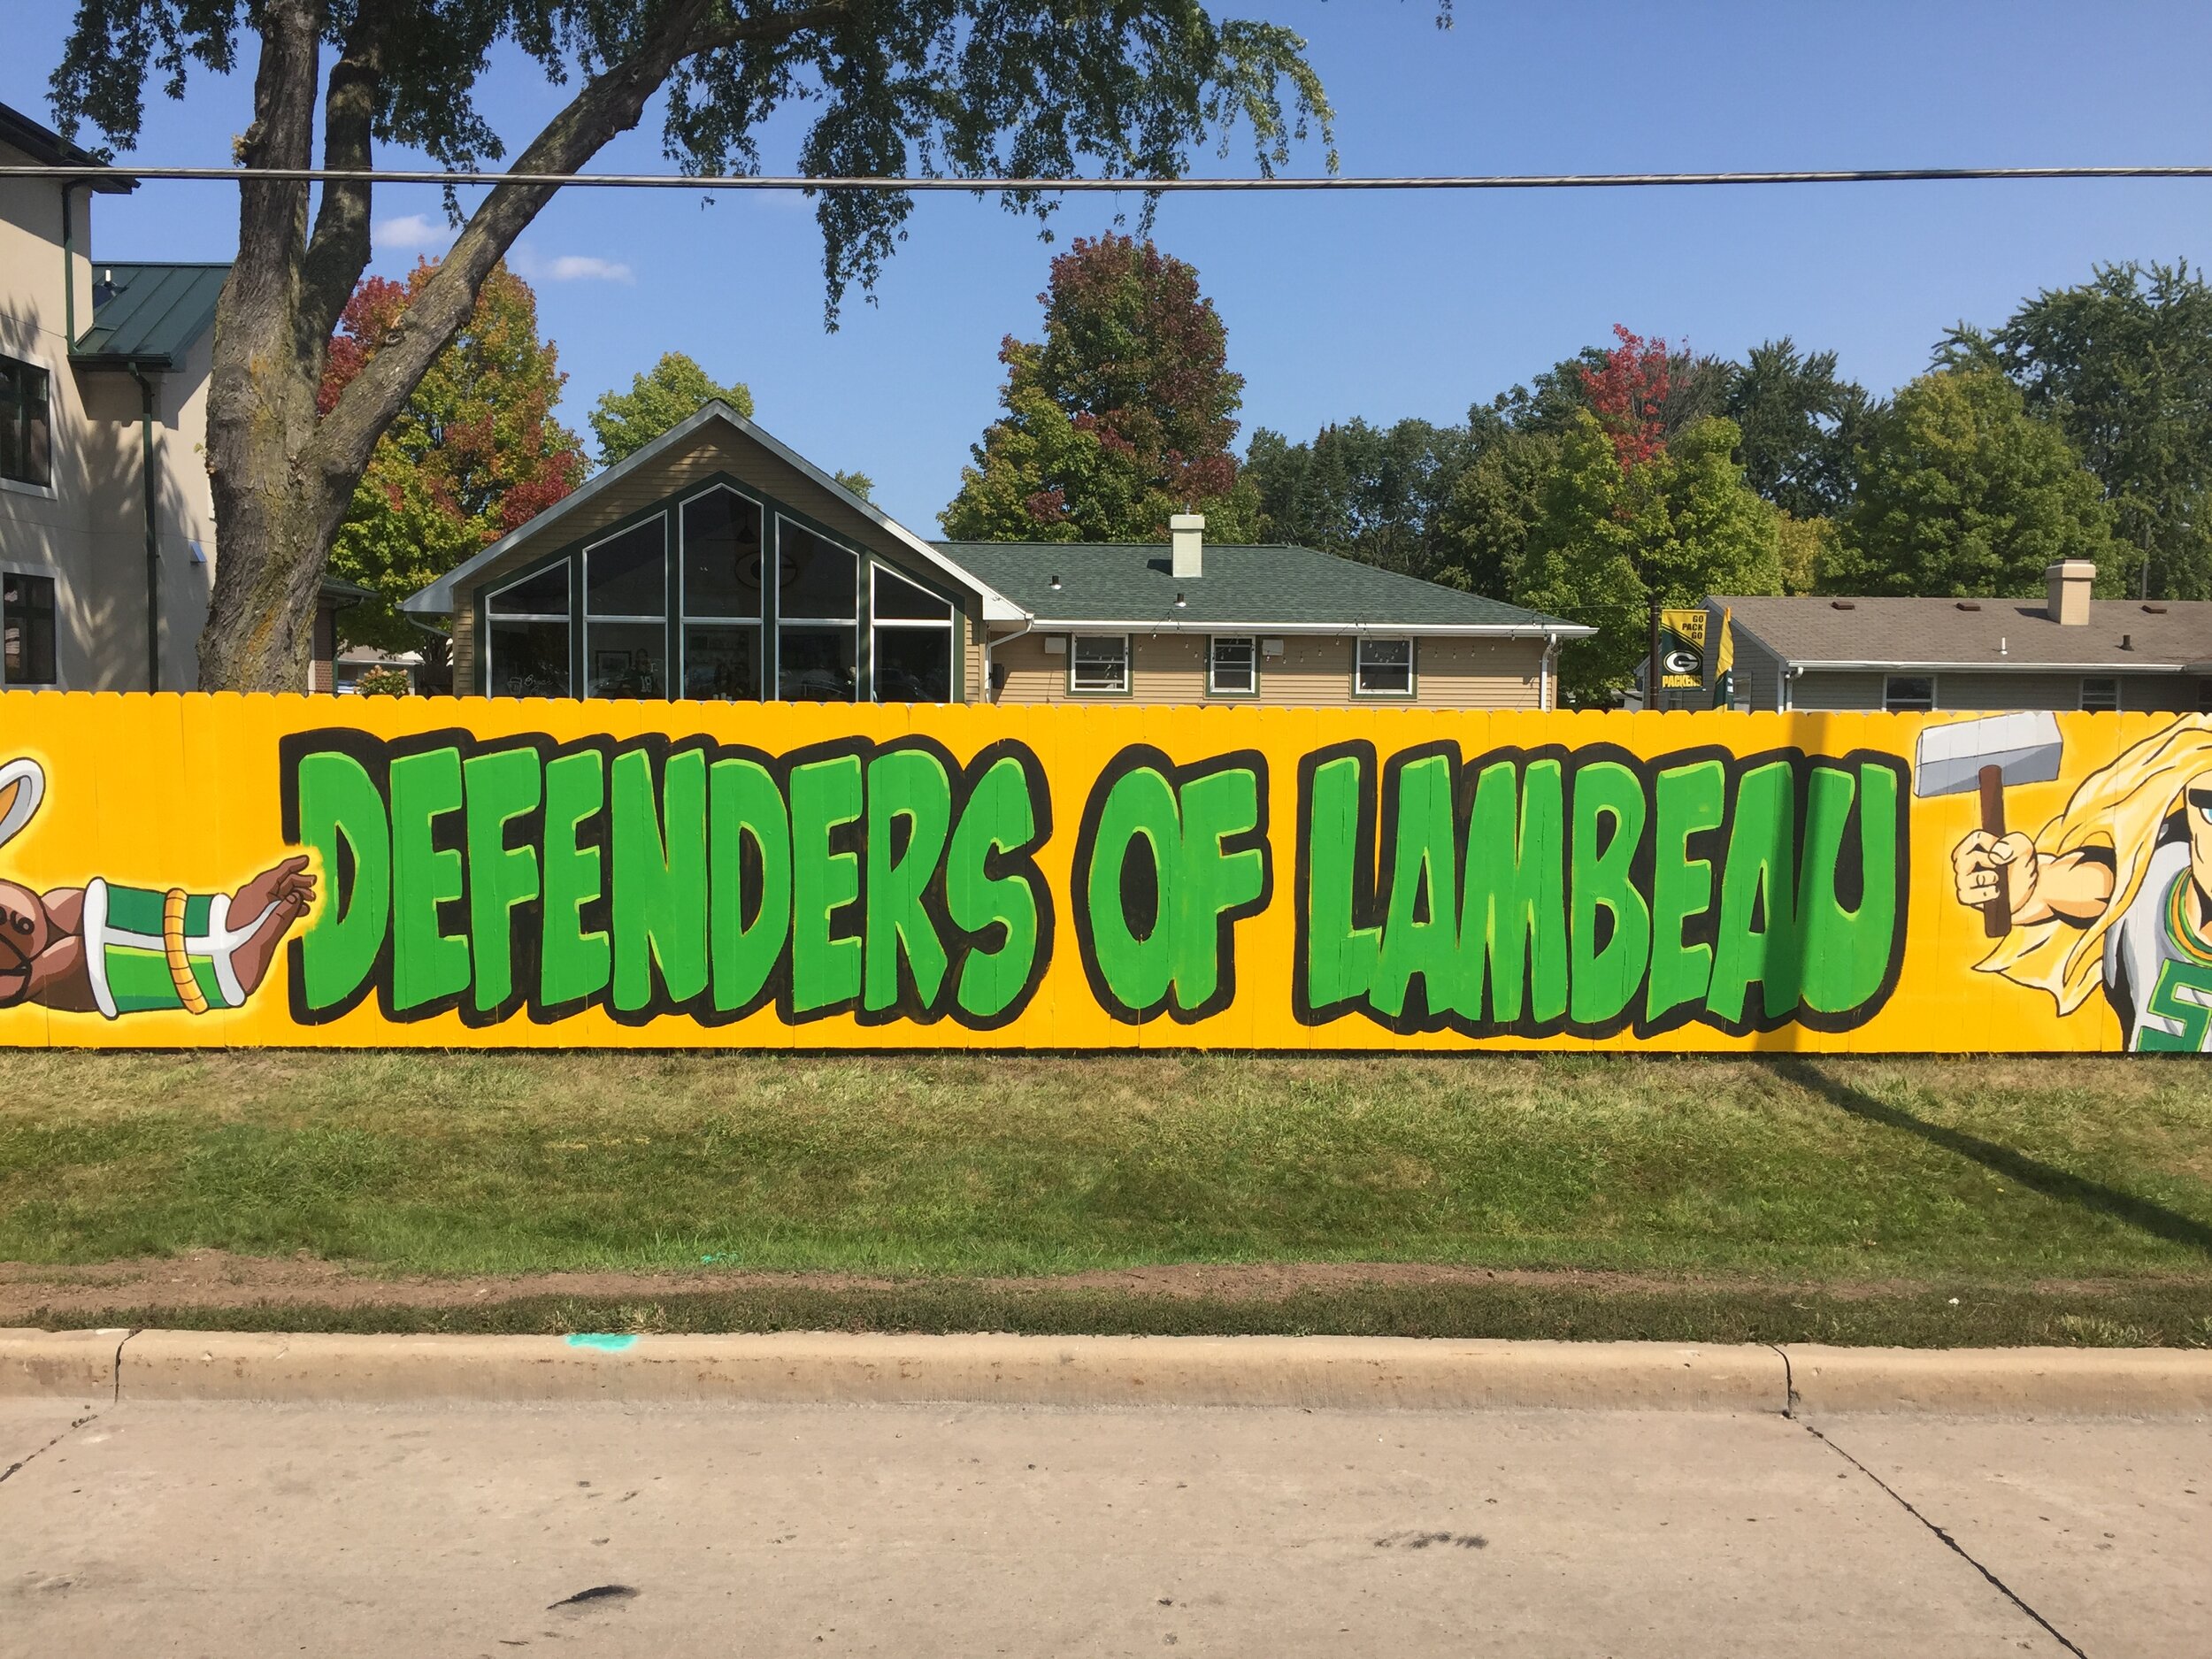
top-left (73, 263), bottom-right (229, 367)
top-left (1717, 594), bottom-right (2212, 671)
top-left (0, 99), bottom-right (134, 191)
top-left (940, 541), bottom-right (1585, 634)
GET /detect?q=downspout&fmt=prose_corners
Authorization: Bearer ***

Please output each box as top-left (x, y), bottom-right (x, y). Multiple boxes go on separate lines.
top-left (1539, 630), bottom-right (1555, 712)
top-left (129, 366), bottom-right (159, 691)
top-left (980, 615), bottom-right (1035, 704)
top-left (60, 181), bottom-right (82, 347)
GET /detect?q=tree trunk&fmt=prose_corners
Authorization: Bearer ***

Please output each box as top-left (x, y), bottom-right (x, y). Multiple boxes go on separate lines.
top-left (191, 0), bottom-right (834, 692)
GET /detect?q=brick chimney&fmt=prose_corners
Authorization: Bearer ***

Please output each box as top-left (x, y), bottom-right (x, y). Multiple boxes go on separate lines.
top-left (2045, 561), bottom-right (2095, 625)
top-left (1171, 513), bottom-right (1205, 580)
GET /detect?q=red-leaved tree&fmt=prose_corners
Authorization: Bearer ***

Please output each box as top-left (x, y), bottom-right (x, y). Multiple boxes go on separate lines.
top-left (323, 262), bottom-right (585, 668)
top-left (1580, 325), bottom-right (1676, 471)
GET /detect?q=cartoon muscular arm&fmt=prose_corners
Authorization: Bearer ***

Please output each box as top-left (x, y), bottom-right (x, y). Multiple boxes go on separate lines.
top-left (1951, 833), bottom-right (2114, 928)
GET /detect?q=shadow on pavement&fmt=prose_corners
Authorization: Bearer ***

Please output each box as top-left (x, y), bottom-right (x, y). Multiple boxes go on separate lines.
top-left (1770, 1057), bottom-right (2212, 1260)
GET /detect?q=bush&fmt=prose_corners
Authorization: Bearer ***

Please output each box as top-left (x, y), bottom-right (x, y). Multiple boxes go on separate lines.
top-left (351, 665), bottom-right (412, 697)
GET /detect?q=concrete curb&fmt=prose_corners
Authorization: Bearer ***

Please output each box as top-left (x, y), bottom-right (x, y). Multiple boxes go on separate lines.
top-left (1784, 1343), bottom-right (2212, 1417)
top-left (3, 1331), bottom-right (2207, 1414)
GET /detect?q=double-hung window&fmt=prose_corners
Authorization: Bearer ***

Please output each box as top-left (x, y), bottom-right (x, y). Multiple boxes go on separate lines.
top-left (1070, 634), bottom-right (1129, 695)
top-left (1209, 635), bottom-right (1256, 696)
top-left (2, 572), bottom-right (56, 684)
top-left (484, 561), bottom-right (571, 697)
top-left (1355, 636), bottom-right (1414, 697)
top-left (584, 518), bottom-right (668, 699)
top-left (778, 521), bottom-right (858, 701)
top-left (679, 487), bottom-right (764, 700)
top-left (1884, 674), bottom-right (1935, 713)
top-left (2080, 676), bottom-right (2119, 712)
top-left (872, 566), bottom-right (955, 702)
top-left (0, 356), bottom-right (52, 489)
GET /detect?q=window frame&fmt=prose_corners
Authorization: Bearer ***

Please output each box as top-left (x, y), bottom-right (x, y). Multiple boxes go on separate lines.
top-left (869, 562), bottom-right (957, 703)
top-left (580, 514), bottom-right (672, 700)
top-left (1883, 673), bottom-right (1936, 713)
top-left (1208, 634), bottom-right (1258, 698)
top-left (482, 554), bottom-right (574, 698)
top-left (677, 482), bottom-right (767, 702)
top-left (1353, 634), bottom-right (1416, 699)
top-left (1069, 633), bottom-right (1132, 696)
top-left (1, 569), bottom-right (58, 687)
top-left (0, 350), bottom-right (56, 495)
top-left (2079, 675), bottom-right (2120, 712)
top-left (773, 513), bottom-right (862, 703)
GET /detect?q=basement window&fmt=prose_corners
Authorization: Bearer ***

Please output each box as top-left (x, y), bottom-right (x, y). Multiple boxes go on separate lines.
top-left (2080, 677), bottom-right (2119, 711)
top-left (1884, 674), bottom-right (1935, 713)
top-left (2, 572), bottom-right (57, 685)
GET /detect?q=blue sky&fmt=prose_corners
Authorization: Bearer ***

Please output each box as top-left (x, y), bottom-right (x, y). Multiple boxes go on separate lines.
top-left (8, 2), bottom-right (2212, 534)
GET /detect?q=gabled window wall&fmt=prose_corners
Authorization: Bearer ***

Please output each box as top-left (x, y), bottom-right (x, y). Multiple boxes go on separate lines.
top-left (475, 477), bottom-right (962, 703)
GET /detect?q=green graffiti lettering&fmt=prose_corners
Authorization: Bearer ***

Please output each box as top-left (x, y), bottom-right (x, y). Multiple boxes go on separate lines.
top-left (1707, 759), bottom-right (1798, 1025)
top-left (945, 755), bottom-right (1041, 1021)
top-left (789, 754), bottom-right (864, 1014)
top-left (1457, 758), bottom-right (1566, 1025)
top-left (388, 748), bottom-right (469, 1012)
top-left (1171, 765), bottom-right (1264, 1011)
top-left (541, 749), bottom-right (611, 1007)
top-left (864, 748), bottom-right (953, 1011)
top-left (1303, 752), bottom-right (1379, 1012)
top-left (1372, 753), bottom-right (1460, 1020)
top-left (1645, 758), bottom-right (1724, 1025)
top-left (708, 757), bottom-right (791, 1014)
top-left (295, 750), bottom-right (389, 1011)
top-left (1569, 759), bottom-right (1648, 1027)
top-left (1797, 763), bottom-right (1901, 1014)
top-left (1087, 766), bottom-right (1179, 1015)
top-left (611, 748), bottom-right (708, 1012)
top-left (462, 747), bottom-right (541, 1015)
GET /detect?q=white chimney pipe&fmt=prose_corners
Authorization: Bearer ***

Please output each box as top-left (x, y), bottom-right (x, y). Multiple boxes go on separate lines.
top-left (1171, 513), bottom-right (1204, 580)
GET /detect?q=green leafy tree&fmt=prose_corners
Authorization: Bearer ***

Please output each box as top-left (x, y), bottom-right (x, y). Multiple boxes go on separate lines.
top-left (322, 262), bottom-right (585, 663)
top-left (1432, 426), bottom-right (1562, 597)
top-left (1246, 417), bottom-right (1476, 576)
top-left (832, 470), bottom-right (874, 502)
top-left (1723, 338), bottom-right (1873, 520)
top-left (1515, 413), bottom-right (1783, 703)
top-left (1950, 262), bottom-right (2212, 598)
top-left (53, 1), bottom-right (1381, 688)
top-left (943, 234), bottom-right (1259, 541)
top-left (1841, 367), bottom-right (2116, 597)
top-left (589, 353), bottom-right (753, 465)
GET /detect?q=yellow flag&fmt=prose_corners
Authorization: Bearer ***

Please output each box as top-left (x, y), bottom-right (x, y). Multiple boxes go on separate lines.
top-left (1657, 608), bottom-right (1708, 688)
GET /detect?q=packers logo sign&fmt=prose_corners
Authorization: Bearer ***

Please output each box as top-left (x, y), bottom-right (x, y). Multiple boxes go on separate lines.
top-left (0, 695), bottom-right (2200, 1052)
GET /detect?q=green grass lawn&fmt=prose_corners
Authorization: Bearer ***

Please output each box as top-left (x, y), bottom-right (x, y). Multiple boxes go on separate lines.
top-left (3, 1051), bottom-right (2208, 1290)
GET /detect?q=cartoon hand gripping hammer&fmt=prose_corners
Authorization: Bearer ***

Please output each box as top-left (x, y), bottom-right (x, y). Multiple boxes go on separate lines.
top-left (1917, 712), bottom-right (2063, 938)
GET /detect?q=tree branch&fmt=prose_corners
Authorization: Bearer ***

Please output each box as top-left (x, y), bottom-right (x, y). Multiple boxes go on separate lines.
top-left (301, 0), bottom-right (398, 346)
top-left (311, 0), bottom-right (847, 485)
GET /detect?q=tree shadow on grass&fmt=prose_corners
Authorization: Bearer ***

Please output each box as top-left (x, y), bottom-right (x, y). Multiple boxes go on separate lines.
top-left (1769, 1058), bottom-right (2212, 1260)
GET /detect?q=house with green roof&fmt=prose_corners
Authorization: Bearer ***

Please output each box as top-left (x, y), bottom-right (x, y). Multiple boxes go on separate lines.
top-left (1, 99), bottom-right (363, 693)
top-left (403, 402), bottom-right (1588, 709)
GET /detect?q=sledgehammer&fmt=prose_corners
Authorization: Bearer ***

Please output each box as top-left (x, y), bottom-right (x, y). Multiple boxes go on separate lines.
top-left (1913, 711), bottom-right (2063, 938)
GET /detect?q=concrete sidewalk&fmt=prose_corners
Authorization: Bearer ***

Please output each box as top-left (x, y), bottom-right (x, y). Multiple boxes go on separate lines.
top-left (3, 1394), bottom-right (2205, 1657)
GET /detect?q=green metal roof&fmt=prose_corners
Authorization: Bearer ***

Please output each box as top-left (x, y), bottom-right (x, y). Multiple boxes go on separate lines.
top-left (73, 263), bottom-right (229, 368)
top-left (935, 541), bottom-right (1583, 633)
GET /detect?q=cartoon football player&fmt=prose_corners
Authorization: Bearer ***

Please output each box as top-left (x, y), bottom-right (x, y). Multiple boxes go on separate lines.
top-left (0, 757), bottom-right (315, 1019)
top-left (1952, 719), bottom-right (2212, 1051)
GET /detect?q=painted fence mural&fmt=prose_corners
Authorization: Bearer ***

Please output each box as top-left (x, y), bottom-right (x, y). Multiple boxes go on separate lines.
top-left (0, 695), bottom-right (2204, 1052)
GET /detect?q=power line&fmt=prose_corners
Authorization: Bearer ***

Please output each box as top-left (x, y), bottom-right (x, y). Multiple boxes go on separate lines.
top-left (4, 164), bottom-right (2212, 192)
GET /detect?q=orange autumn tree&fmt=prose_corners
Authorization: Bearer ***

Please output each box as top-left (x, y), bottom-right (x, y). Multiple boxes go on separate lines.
top-left (323, 262), bottom-right (586, 672)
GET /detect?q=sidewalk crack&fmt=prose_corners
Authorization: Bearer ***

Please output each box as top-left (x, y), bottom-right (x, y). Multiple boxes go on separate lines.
top-left (1799, 1419), bottom-right (2086, 1658)
top-left (0, 1408), bottom-right (101, 1487)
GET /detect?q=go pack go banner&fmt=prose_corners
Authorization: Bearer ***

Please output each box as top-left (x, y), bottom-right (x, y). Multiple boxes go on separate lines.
top-left (0, 693), bottom-right (2206, 1053)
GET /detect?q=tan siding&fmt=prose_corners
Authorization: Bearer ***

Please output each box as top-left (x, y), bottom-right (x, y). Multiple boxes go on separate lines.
top-left (988, 630), bottom-right (1546, 708)
top-left (450, 608), bottom-right (475, 692)
top-left (963, 618), bottom-right (987, 703)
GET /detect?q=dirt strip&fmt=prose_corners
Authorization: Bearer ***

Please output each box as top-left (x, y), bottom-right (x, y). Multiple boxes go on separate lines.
top-left (0, 1248), bottom-right (2180, 1321)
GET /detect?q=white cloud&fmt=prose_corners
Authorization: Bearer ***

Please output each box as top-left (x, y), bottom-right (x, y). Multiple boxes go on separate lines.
top-left (372, 212), bottom-right (449, 252)
top-left (545, 254), bottom-right (635, 284)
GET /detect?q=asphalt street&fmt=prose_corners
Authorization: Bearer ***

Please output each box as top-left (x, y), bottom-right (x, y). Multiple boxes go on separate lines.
top-left (1, 1396), bottom-right (2203, 1656)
